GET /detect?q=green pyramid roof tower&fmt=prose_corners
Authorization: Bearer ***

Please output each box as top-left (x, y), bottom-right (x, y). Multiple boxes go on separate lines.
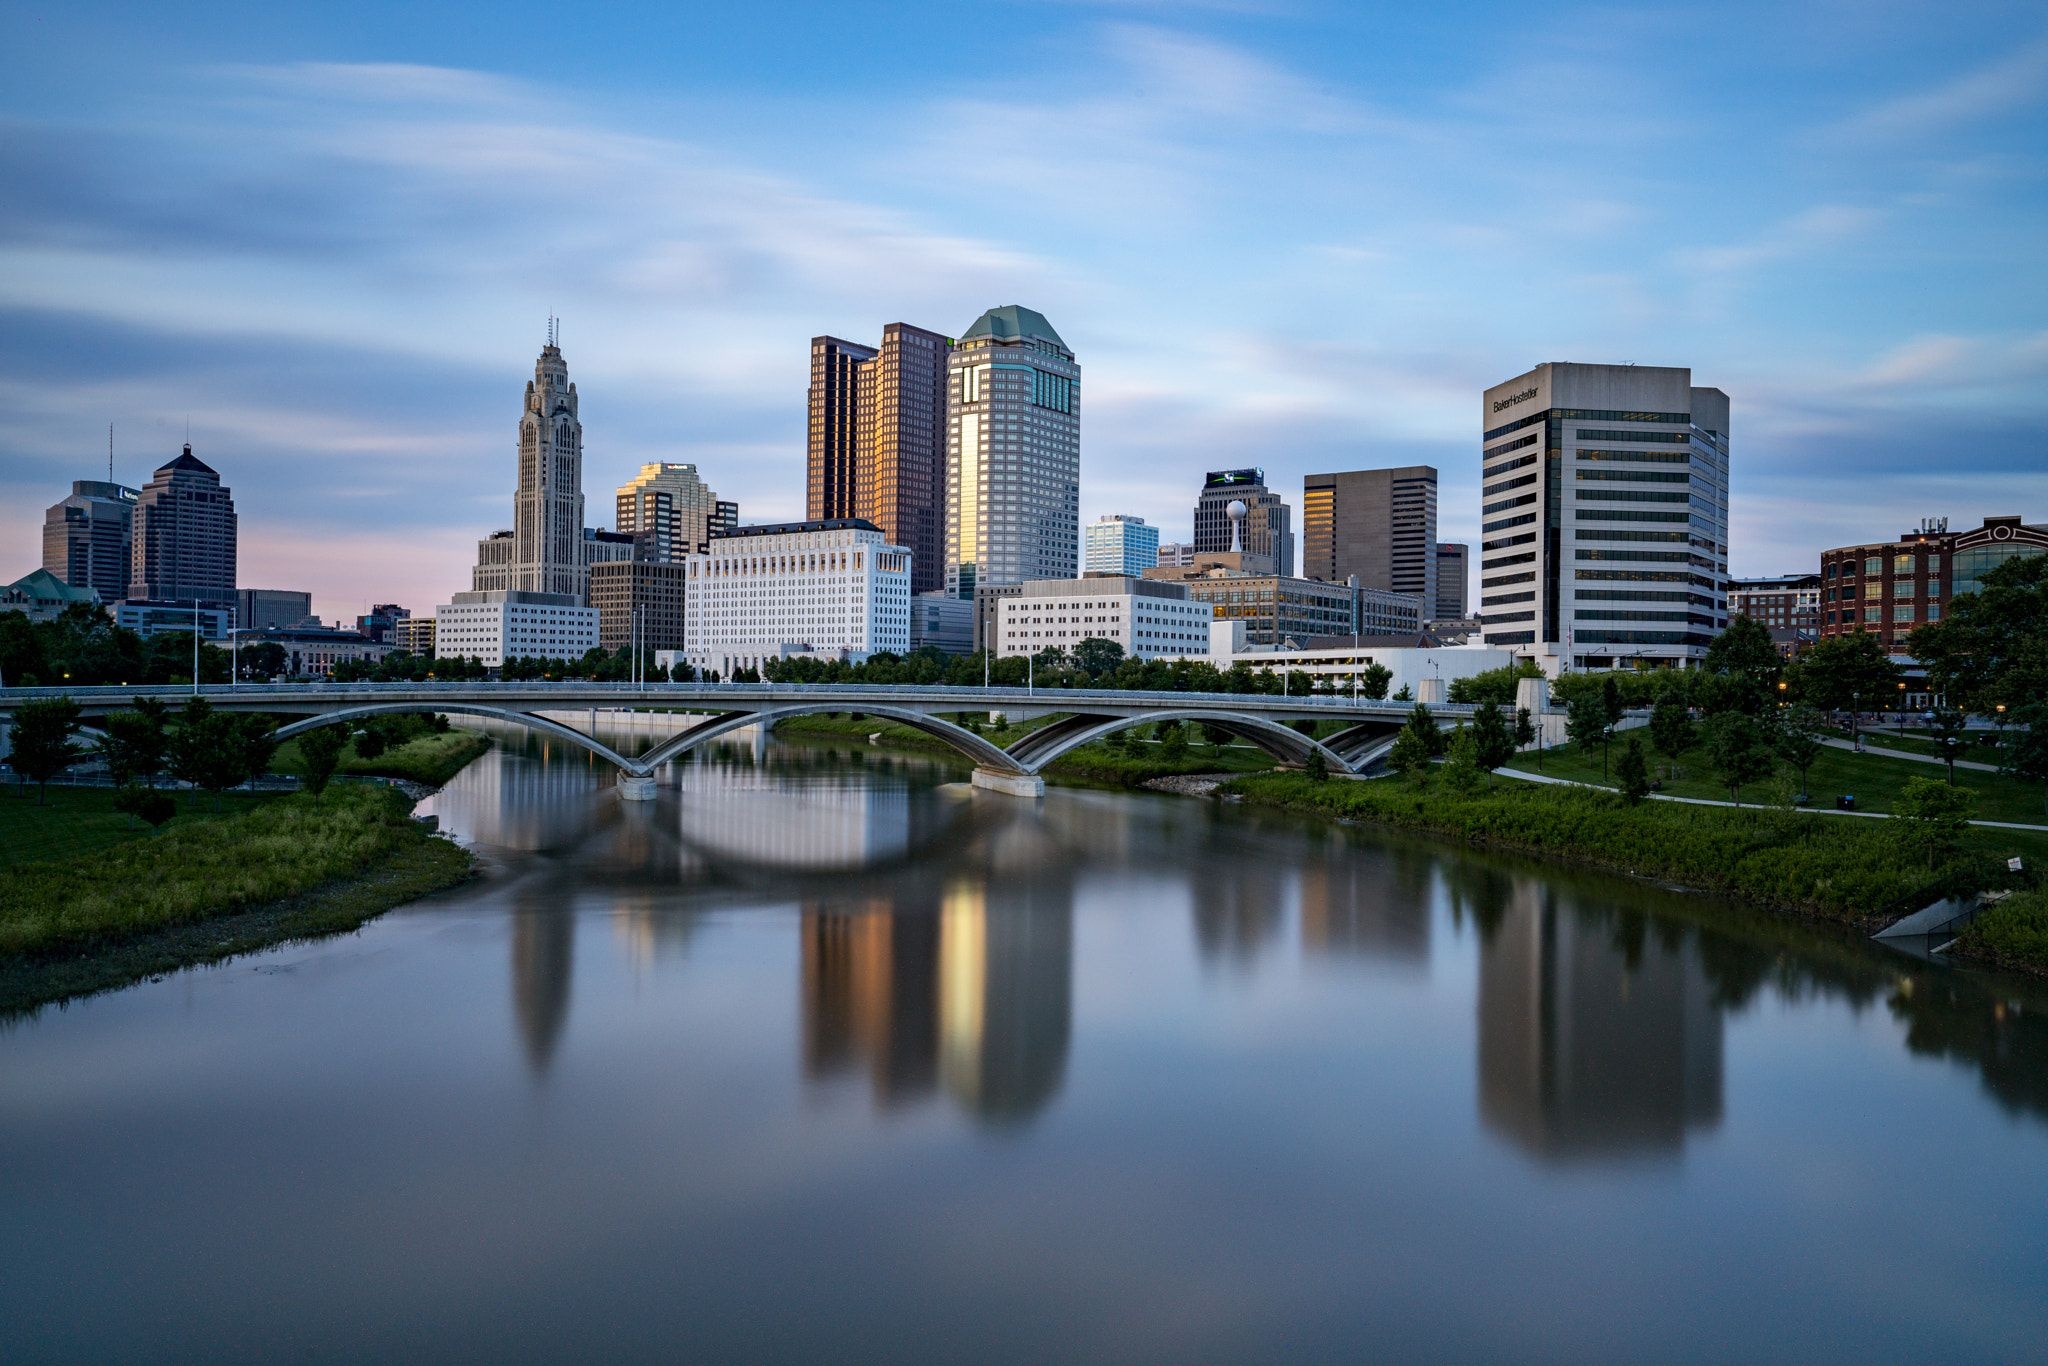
top-left (959, 305), bottom-right (1065, 349)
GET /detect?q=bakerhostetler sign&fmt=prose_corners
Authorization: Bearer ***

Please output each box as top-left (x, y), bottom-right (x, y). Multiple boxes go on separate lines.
top-left (1205, 469), bottom-right (1263, 488)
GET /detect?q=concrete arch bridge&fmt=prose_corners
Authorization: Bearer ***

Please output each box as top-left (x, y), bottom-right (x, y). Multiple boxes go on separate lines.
top-left (0, 682), bottom-right (1472, 799)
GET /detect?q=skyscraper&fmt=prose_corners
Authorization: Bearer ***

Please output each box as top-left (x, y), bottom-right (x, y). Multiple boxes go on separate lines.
top-left (128, 445), bottom-right (236, 606)
top-left (1193, 469), bottom-right (1293, 576)
top-left (1301, 465), bottom-right (1438, 609)
top-left (807, 324), bottom-right (951, 594)
top-left (43, 479), bottom-right (137, 603)
top-left (1083, 515), bottom-right (1159, 576)
top-left (1479, 362), bottom-right (1729, 673)
top-left (513, 335), bottom-right (587, 600)
top-left (616, 462), bottom-right (727, 561)
top-left (945, 306), bottom-right (1080, 596)
top-left (1435, 542), bottom-right (1470, 619)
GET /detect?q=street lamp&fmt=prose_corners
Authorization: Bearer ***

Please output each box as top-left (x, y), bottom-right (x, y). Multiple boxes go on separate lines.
top-left (1897, 680), bottom-right (1908, 738)
top-left (1777, 679), bottom-right (1787, 708)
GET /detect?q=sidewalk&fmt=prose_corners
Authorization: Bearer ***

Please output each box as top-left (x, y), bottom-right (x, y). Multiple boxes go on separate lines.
top-left (1495, 764), bottom-right (2048, 832)
top-left (1818, 736), bottom-right (1999, 773)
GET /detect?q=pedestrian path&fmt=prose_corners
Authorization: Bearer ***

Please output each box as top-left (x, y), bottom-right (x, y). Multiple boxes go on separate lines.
top-left (1495, 764), bottom-right (2048, 832)
top-left (1818, 736), bottom-right (1999, 773)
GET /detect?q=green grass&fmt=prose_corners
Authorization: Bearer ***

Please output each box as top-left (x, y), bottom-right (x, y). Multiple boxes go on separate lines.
top-left (1956, 887), bottom-right (2048, 975)
top-left (0, 784), bottom-right (471, 965)
top-left (1818, 726), bottom-right (2003, 765)
top-left (0, 784), bottom-right (281, 869)
top-left (1225, 771), bottom-right (2045, 930)
top-left (270, 730), bottom-right (491, 786)
top-left (1509, 734), bottom-right (2048, 825)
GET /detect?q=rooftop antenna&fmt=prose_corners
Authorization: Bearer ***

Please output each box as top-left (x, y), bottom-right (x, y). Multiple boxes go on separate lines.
top-left (108, 423), bottom-right (114, 483)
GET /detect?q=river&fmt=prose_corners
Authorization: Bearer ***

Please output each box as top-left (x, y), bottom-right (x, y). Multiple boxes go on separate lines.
top-left (3, 729), bottom-right (2046, 1363)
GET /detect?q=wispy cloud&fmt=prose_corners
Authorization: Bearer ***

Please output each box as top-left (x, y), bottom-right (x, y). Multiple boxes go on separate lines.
top-left (1823, 33), bottom-right (2048, 145)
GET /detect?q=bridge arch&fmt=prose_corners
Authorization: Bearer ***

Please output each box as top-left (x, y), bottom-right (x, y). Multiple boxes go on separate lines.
top-left (1004, 708), bottom-right (1360, 775)
top-left (637, 703), bottom-right (1030, 776)
top-left (271, 704), bottom-right (643, 775)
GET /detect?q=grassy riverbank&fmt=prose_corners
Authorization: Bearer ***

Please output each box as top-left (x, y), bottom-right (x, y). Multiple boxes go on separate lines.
top-left (270, 729), bottom-right (492, 786)
top-left (0, 784), bottom-right (473, 1014)
top-left (1956, 888), bottom-right (2048, 974)
top-left (1224, 772), bottom-right (2046, 932)
top-left (1, 785), bottom-right (280, 868)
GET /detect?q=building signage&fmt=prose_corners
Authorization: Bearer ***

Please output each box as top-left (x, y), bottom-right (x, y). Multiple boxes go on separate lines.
top-left (1490, 387), bottom-right (1538, 414)
top-left (1204, 469), bottom-right (1263, 488)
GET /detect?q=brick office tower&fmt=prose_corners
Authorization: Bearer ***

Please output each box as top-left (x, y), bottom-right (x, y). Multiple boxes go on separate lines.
top-left (807, 323), bottom-right (951, 594)
top-left (1301, 465), bottom-right (1439, 606)
top-left (128, 445), bottom-right (237, 606)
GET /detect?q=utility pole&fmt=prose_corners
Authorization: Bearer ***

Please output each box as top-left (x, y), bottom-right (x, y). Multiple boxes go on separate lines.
top-left (192, 598), bottom-right (200, 695)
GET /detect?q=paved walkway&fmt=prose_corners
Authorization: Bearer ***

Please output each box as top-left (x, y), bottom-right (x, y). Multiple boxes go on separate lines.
top-left (1495, 764), bottom-right (2048, 832)
top-left (1819, 736), bottom-right (1999, 773)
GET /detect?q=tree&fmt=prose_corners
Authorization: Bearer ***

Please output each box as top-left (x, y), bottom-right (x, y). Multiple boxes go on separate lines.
top-left (1648, 694), bottom-right (1695, 766)
top-left (1907, 552), bottom-right (2048, 712)
top-left (1201, 721), bottom-right (1231, 750)
top-left (168, 700), bottom-right (269, 809)
top-left (353, 724), bottom-right (388, 760)
top-left (9, 697), bottom-right (83, 803)
top-left (1392, 684), bottom-right (1413, 702)
top-left (113, 783), bottom-right (176, 832)
top-left (1513, 706), bottom-right (1538, 769)
top-left (1616, 736), bottom-right (1651, 804)
top-left (298, 724), bottom-right (349, 800)
top-left (1400, 703), bottom-right (1443, 758)
top-left (1303, 747), bottom-right (1329, 783)
top-left (1702, 711), bottom-right (1775, 807)
top-left (1565, 692), bottom-right (1611, 779)
top-left (1786, 631), bottom-right (1900, 747)
top-left (1071, 637), bottom-right (1125, 679)
top-left (237, 640), bottom-right (287, 681)
top-left (1469, 702), bottom-right (1514, 782)
top-left (1701, 616), bottom-right (1781, 713)
top-left (1446, 660), bottom-right (1541, 706)
top-left (1999, 702), bottom-right (2048, 818)
top-left (1774, 703), bottom-right (1823, 804)
top-left (1389, 705), bottom-right (1441, 784)
top-left (1892, 777), bottom-right (1976, 868)
top-left (99, 707), bottom-right (170, 789)
top-left (1601, 675), bottom-right (1624, 726)
top-left (1156, 720), bottom-right (1189, 761)
top-left (1358, 662), bottom-right (1393, 700)
top-left (1440, 727), bottom-right (1485, 795)
top-left (1927, 705), bottom-right (1968, 784)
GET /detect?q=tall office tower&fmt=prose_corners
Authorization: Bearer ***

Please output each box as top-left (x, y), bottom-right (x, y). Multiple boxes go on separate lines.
top-left (714, 500), bottom-right (740, 538)
top-left (944, 306), bottom-right (1080, 596)
top-left (238, 588), bottom-right (313, 630)
top-left (807, 324), bottom-right (951, 593)
top-left (1435, 543), bottom-right (1470, 619)
top-left (616, 462), bottom-right (724, 561)
top-left (1301, 466), bottom-right (1439, 611)
top-left (1478, 363), bottom-right (1729, 673)
top-left (513, 334), bottom-right (587, 599)
top-left (128, 445), bottom-right (237, 605)
top-left (1192, 469), bottom-right (1294, 576)
top-left (1084, 514), bottom-right (1159, 576)
top-left (43, 479), bottom-right (137, 602)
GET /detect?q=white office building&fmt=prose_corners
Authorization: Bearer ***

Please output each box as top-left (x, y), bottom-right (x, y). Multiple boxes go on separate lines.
top-left (432, 589), bottom-right (598, 667)
top-left (1479, 362), bottom-right (1729, 674)
top-left (1183, 622), bottom-right (1516, 699)
top-left (944, 306), bottom-right (1080, 596)
top-left (1084, 514), bottom-right (1159, 576)
top-left (683, 519), bottom-right (911, 678)
top-left (996, 576), bottom-right (1213, 661)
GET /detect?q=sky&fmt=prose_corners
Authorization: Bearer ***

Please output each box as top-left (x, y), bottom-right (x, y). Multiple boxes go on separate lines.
top-left (2, 0), bottom-right (2044, 624)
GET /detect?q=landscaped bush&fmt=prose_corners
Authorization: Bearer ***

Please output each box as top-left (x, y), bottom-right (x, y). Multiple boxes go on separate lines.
top-left (1955, 888), bottom-right (2048, 971)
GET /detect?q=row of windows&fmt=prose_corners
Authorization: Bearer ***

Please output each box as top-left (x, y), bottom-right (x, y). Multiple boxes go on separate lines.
top-left (1575, 448), bottom-right (1693, 464)
top-left (1482, 592), bottom-right (1535, 607)
top-left (1575, 489), bottom-right (1693, 503)
top-left (1483, 512), bottom-right (1538, 534)
top-left (1483, 453), bottom-right (1541, 483)
top-left (1575, 568), bottom-right (1693, 581)
top-left (1577, 548), bottom-right (1693, 560)
top-left (1483, 571), bottom-right (1535, 588)
top-left (1483, 473), bottom-right (1539, 499)
top-left (1484, 493), bottom-right (1538, 516)
top-left (1482, 407), bottom-right (1690, 442)
top-left (1571, 429), bottom-right (1690, 444)
top-left (1575, 469), bottom-right (1692, 483)
top-left (1483, 531), bottom-right (1537, 552)
top-left (1482, 432), bottom-right (1540, 460)
top-left (1489, 551), bottom-right (1537, 569)
top-left (1575, 591), bottom-right (1715, 605)
top-left (1487, 610), bottom-right (1535, 624)
top-left (1575, 510), bottom-right (1692, 523)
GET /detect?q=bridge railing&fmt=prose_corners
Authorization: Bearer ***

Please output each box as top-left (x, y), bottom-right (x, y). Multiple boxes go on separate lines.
top-left (0, 680), bottom-right (1473, 714)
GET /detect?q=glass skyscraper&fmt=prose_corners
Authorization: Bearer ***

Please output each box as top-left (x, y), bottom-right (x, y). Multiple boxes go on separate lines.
top-left (1083, 515), bottom-right (1158, 576)
top-left (944, 306), bottom-right (1079, 596)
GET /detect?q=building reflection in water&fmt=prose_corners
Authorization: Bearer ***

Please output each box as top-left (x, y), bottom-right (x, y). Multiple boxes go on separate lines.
top-left (1298, 832), bottom-right (1432, 964)
top-left (1477, 876), bottom-right (1724, 1163)
top-left (1191, 864), bottom-right (1292, 966)
top-left (511, 888), bottom-right (575, 1078)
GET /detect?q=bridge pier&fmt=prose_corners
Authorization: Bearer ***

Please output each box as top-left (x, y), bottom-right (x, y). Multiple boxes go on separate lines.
top-left (618, 774), bottom-right (658, 801)
top-left (971, 768), bottom-right (1044, 799)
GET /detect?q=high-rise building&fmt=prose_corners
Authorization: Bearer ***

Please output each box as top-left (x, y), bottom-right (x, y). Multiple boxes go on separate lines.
top-left (808, 325), bottom-right (951, 594)
top-left (129, 445), bottom-right (236, 606)
top-left (1083, 515), bottom-right (1159, 576)
top-left (237, 588), bottom-right (313, 631)
top-left (590, 560), bottom-right (688, 652)
top-left (43, 480), bottom-right (137, 603)
top-left (512, 336), bottom-right (586, 600)
top-left (616, 462), bottom-right (727, 561)
top-left (944, 306), bottom-right (1080, 596)
top-left (1193, 469), bottom-right (1293, 576)
top-left (1435, 543), bottom-right (1470, 620)
top-left (1478, 363), bottom-right (1730, 673)
top-left (1301, 466), bottom-right (1437, 609)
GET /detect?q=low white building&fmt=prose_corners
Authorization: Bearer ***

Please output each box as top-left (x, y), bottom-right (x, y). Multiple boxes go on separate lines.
top-left (682, 519), bottom-right (911, 678)
top-left (996, 576), bottom-right (1214, 661)
top-left (432, 589), bottom-right (598, 667)
top-left (1184, 620), bottom-right (1517, 698)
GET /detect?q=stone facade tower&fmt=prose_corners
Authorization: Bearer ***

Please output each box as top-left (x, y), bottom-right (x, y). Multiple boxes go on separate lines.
top-left (514, 332), bottom-right (587, 599)
top-left (128, 445), bottom-right (236, 606)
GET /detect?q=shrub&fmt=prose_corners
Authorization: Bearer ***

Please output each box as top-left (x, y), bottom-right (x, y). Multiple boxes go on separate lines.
top-left (1617, 736), bottom-right (1651, 804)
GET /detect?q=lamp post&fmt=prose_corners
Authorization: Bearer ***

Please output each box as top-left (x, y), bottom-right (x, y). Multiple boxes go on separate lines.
top-left (1897, 680), bottom-right (1908, 738)
top-left (1995, 702), bottom-right (2007, 757)
top-left (1777, 678), bottom-right (1787, 709)
top-left (191, 598), bottom-right (200, 696)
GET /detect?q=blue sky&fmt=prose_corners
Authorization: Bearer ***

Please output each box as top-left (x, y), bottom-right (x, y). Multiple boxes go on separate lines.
top-left (3, 0), bottom-right (2044, 621)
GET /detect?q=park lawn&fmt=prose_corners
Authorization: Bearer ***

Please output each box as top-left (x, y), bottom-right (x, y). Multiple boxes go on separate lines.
top-left (270, 730), bottom-right (491, 787)
top-left (0, 784), bottom-right (280, 870)
top-left (1506, 734), bottom-right (2048, 825)
top-left (1818, 726), bottom-right (2003, 765)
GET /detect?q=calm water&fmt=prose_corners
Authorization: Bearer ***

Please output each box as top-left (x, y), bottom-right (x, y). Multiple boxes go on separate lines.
top-left (4, 730), bottom-right (2047, 1363)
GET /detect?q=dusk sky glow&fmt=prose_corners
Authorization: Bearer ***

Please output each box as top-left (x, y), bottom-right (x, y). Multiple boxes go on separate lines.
top-left (4, 0), bottom-right (2045, 621)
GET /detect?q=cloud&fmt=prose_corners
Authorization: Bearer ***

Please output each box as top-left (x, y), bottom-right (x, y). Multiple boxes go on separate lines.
top-left (1824, 34), bottom-right (2048, 145)
top-left (1674, 204), bottom-right (1884, 277)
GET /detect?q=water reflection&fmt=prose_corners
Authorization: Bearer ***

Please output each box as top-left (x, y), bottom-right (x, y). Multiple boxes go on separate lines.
top-left (1299, 830), bottom-right (1433, 963)
top-left (1477, 878), bottom-right (1723, 1163)
top-left (511, 894), bottom-right (574, 1076)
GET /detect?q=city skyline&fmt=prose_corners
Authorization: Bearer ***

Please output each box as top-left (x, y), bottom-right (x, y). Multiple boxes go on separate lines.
top-left (3, 2), bottom-right (2045, 623)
